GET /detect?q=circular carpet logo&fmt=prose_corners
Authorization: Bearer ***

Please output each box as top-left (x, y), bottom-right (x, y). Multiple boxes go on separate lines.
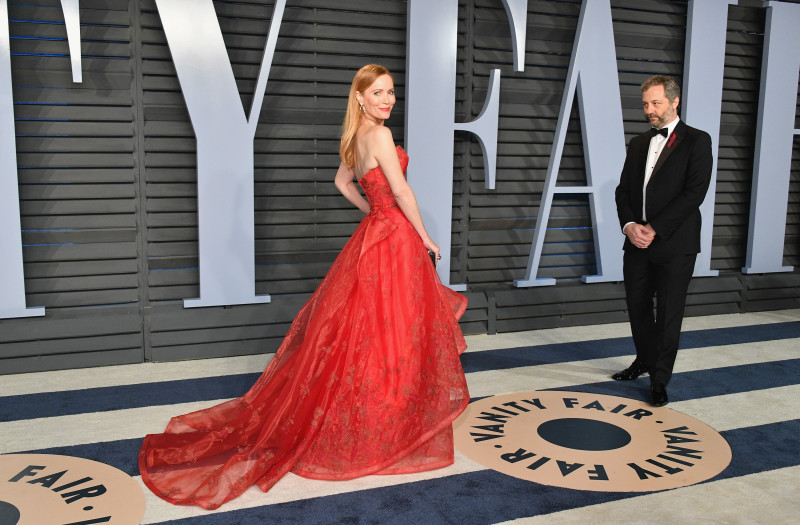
top-left (0, 454), bottom-right (146, 525)
top-left (454, 391), bottom-right (731, 492)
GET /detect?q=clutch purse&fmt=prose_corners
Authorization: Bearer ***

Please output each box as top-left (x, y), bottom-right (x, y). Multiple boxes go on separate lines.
top-left (427, 250), bottom-right (437, 267)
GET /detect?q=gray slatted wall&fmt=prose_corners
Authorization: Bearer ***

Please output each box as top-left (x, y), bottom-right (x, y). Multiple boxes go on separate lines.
top-left (1, 0), bottom-right (797, 374)
top-left (3, 0), bottom-right (142, 373)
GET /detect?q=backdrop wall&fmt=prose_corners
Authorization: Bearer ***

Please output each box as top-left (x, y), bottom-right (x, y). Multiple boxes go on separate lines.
top-left (1, 0), bottom-right (797, 374)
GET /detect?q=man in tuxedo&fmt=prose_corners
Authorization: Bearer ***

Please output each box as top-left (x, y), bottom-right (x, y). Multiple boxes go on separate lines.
top-left (613, 75), bottom-right (713, 407)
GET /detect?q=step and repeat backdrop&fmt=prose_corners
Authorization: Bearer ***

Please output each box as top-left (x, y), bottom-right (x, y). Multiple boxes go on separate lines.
top-left (0, 0), bottom-right (797, 373)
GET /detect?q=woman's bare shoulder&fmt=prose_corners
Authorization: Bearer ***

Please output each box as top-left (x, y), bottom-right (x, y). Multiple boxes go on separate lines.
top-left (369, 128), bottom-right (397, 157)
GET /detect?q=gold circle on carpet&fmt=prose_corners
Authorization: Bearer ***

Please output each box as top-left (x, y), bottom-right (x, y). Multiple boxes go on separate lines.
top-left (0, 454), bottom-right (146, 525)
top-left (454, 391), bottom-right (732, 492)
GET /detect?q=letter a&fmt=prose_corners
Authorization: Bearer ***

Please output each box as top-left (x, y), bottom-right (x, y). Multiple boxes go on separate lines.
top-left (515, 0), bottom-right (625, 287)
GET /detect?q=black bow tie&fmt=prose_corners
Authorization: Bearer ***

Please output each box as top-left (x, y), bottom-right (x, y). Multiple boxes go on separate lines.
top-left (650, 127), bottom-right (669, 138)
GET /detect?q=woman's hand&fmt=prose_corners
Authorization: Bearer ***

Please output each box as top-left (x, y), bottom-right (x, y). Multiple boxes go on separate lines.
top-left (334, 162), bottom-right (370, 214)
top-left (422, 236), bottom-right (441, 262)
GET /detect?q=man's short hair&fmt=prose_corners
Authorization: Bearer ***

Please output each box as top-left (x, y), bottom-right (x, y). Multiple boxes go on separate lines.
top-left (641, 75), bottom-right (680, 101)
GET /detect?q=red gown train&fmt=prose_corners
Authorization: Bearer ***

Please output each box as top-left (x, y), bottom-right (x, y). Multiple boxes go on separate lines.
top-left (139, 146), bottom-right (470, 509)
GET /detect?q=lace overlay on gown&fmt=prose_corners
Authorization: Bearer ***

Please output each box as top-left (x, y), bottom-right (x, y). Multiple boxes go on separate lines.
top-left (139, 146), bottom-right (469, 509)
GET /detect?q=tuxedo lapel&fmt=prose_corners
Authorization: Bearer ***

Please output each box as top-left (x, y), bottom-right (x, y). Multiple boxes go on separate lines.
top-left (651, 121), bottom-right (686, 177)
top-left (634, 134), bottom-right (650, 184)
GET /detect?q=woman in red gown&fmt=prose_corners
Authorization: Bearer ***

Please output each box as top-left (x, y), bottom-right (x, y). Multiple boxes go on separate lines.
top-left (139, 64), bottom-right (470, 510)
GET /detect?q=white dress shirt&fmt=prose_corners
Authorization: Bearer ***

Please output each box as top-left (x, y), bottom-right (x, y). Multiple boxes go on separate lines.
top-left (642, 116), bottom-right (680, 221)
top-left (622, 117), bottom-right (680, 236)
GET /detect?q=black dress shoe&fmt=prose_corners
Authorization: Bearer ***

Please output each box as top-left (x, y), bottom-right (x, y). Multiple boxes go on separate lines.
top-left (611, 361), bottom-right (648, 381)
top-left (650, 383), bottom-right (669, 407)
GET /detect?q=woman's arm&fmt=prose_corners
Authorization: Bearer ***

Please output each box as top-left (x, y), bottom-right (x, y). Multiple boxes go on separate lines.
top-left (334, 162), bottom-right (370, 214)
top-left (368, 126), bottom-right (440, 257)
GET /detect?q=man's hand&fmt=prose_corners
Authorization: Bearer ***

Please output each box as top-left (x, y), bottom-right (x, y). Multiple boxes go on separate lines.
top-left (624, 223), bottom-right (656, 249)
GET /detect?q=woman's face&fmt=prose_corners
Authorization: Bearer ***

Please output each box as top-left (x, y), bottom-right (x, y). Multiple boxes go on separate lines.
top-left (357, 74), bottom-right (395, 123)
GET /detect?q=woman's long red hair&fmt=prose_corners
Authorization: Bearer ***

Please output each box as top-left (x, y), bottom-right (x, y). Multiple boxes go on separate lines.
top-left (339, 64), bottom-right (393, 167)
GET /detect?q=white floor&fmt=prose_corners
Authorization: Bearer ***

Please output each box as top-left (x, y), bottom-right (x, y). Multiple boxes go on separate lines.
top-left (2, 309), bottom-right (799, 524)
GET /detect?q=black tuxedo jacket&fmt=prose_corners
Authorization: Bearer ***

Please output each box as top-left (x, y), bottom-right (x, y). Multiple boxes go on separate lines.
top-left (615, 120), bottom-right (713, 255)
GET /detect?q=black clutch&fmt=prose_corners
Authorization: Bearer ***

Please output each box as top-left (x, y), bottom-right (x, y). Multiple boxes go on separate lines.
top-left (427, 250), bottom-right (437, 267)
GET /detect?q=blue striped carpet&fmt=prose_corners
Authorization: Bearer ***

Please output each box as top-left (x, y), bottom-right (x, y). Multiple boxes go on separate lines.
top-left (1, 310), bottom-right (798, 524)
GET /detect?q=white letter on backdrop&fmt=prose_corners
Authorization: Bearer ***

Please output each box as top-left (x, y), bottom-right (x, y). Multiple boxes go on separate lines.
top-left (515, 0), bottom-right (625, 287)
top-left (156, 0), bottom-right (286, 307)
top-left (743, 0), bottom-right (799, 274)
top-left (682, 0), bottom-right (737, 277)
top-left (405, 0), bottom-right (527, 290)
top-left (0, 0), bottom-right (81, 319)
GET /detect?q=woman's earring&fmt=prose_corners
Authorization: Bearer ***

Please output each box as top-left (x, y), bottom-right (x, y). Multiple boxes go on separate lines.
top-left (359, 103), bottom-right (365, 114)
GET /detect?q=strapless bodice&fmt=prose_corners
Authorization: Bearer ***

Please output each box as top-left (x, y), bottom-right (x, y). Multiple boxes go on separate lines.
top-left (358, 146), bottom-right (409, 211)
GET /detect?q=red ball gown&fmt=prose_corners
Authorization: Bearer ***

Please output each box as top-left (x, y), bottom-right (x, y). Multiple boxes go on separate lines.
top-left (139, 146), bottom-right (470, 509)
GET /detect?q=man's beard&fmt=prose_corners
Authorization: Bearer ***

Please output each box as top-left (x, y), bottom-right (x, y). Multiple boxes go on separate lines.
top-left (646, 109), bottom-right (674, 129)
